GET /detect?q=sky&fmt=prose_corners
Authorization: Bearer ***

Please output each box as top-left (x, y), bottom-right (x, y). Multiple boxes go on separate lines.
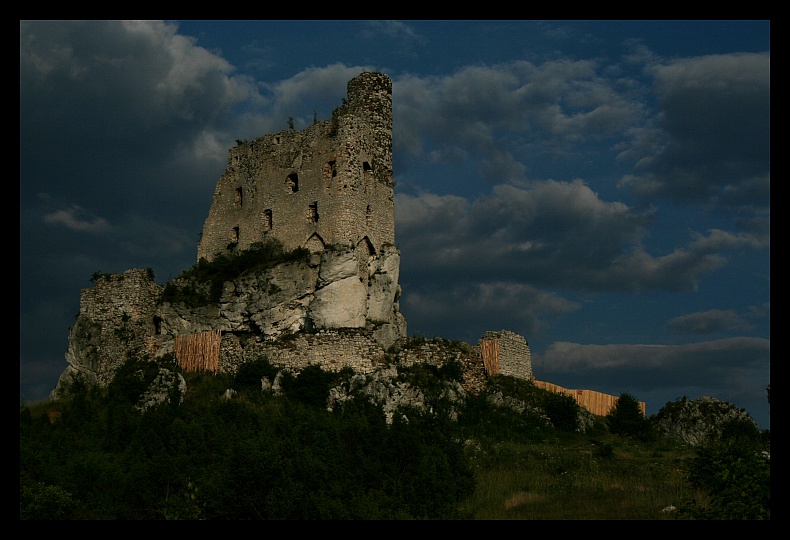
top-left (20, 20), bottom-right (770, 428)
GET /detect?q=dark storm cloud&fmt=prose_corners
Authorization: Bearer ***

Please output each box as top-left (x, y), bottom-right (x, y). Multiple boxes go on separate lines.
top-left (20, 20), bottom-right (255, 218)
top-left (619, 53), bottom-right (770, 210)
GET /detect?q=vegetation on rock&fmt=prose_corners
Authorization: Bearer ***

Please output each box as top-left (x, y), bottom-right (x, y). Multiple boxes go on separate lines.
top-left (650, 395), bottom-right (761, 447)
top-left (160, 239), bottom-right (309, 307)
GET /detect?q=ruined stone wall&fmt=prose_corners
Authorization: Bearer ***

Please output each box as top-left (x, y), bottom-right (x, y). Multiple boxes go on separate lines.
top-left (54, 269), bottom-right (164, 396)
top-left (197, 72), bottom-right (393, 262)
top-left (218, 329), bottom-right (386, 376)
top-left (395, 338), bottom-right (488, 395)
top-left (80, 269), bottom-right (162, 327)
top-left (479, 330), bottom-right (533, 380)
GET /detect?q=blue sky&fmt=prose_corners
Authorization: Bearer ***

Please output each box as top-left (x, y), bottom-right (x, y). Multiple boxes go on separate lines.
top-left (20, 20), bottom-right (770, 428)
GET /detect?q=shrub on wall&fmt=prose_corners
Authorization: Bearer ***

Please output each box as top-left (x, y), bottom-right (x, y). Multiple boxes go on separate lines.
top-left (233, 356), bottom-right (280, 393)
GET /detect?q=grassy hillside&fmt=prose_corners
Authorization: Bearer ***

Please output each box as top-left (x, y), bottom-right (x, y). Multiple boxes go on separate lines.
top-left (20, 356), bottom-right (769, 520)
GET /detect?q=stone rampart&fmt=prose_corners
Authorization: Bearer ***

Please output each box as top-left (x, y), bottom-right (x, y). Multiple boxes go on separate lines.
top-left (53, 269), bottom-right (164, 397)
top-left (218, 329), bottom-right (386, 376)
top-left (80, 269), bottom-right (162, 327)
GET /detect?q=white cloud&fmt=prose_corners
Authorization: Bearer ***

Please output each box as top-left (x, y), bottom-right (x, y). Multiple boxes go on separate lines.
top-left (667, 309), bottom-right (752, 334)
top-left (42, 205), bottom-right (110, 233)
top-left (537, 337), bottom-right (769, 377)
top-left (397, 180), bottom-right (732, 293)
top-left (393, 59), bottom-right (645, 182)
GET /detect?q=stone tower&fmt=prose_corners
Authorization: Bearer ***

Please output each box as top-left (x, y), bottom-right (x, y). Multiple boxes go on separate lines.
top-left (197, 71), bottom-right (394, 262)
top-left (479, 330), bottom-right (533, 380)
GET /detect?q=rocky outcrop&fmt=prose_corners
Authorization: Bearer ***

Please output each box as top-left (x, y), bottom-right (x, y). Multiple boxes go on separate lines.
top-left (327, 365), bottom-right (468, 424)
top-left (52, 242), bottom-right (406, 400)
top-left (135, 368), bottom-right (186, 412)
top-left (651, 396), bottom-right (759, 446)
top-left (157, 242), bottom-right (405, 350)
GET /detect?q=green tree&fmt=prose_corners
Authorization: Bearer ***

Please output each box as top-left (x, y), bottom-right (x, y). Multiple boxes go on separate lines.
top-left (607, 392), bottom-right (648, 438)
top-left (281, 364), bottom-right (337, 408)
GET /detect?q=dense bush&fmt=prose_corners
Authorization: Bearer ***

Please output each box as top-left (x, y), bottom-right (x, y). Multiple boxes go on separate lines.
top-left (20, 482), bottom-right (77, 520)
top-left (20, 359), bottom-right (475, 520)
top-left (457, 393), bottom-right (554, 444)
top-left (280, 364), bottom-right (342, 408)
top-left (233, 356), bottom-right (280, 392)
top-left (541, 390), bottom-right (580, 432)
top-left (680, 437), bottom-right (770, 520)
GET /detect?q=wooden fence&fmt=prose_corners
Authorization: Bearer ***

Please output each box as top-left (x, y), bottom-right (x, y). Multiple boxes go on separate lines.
top-left (533, 380), bottom-right (646, 417)
top-left (480, 339), bottom-right (500, 375)
top-left (174, 330), bottom-right (221, 374)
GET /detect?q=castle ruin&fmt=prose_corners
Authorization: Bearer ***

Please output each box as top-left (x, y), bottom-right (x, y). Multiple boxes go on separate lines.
top-left (52, 71), bottom-right (635, 418)
top-left (197, 71), bottom-right (394, 262)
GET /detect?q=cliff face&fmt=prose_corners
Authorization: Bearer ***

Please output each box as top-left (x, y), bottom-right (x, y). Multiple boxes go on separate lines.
top-left (157, 242), bottom-right (405, 346)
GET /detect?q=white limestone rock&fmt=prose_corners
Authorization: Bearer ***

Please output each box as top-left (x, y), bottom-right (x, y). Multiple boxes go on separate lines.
top-left (318, 246), bottom-right (358, 286)
top-left (309, 275), bottom-right (367, 328)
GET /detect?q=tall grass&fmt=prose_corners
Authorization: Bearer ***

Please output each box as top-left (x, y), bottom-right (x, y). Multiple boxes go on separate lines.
top-left (458, 434), bottom-right (700, 520)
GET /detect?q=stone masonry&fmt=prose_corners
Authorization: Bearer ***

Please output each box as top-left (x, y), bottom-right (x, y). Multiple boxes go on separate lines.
top-left (197, 71), bottom-right (393, 261)
top-left (53, 269), bottom-right (163, 397)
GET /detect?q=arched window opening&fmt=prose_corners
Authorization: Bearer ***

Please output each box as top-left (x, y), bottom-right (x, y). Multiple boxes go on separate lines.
top-left (263, 209), bottom-right (272, 231)
top-left (309, 201), bottom-right (319, 223)
top-left (235, 187), bottom-right (243, 208)
top-left (287, 173), bottom-right (299, 193)
top-left (363, 162), bottom-right (372, 192)
top-left (305, 232), bottom-right (325, 254)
